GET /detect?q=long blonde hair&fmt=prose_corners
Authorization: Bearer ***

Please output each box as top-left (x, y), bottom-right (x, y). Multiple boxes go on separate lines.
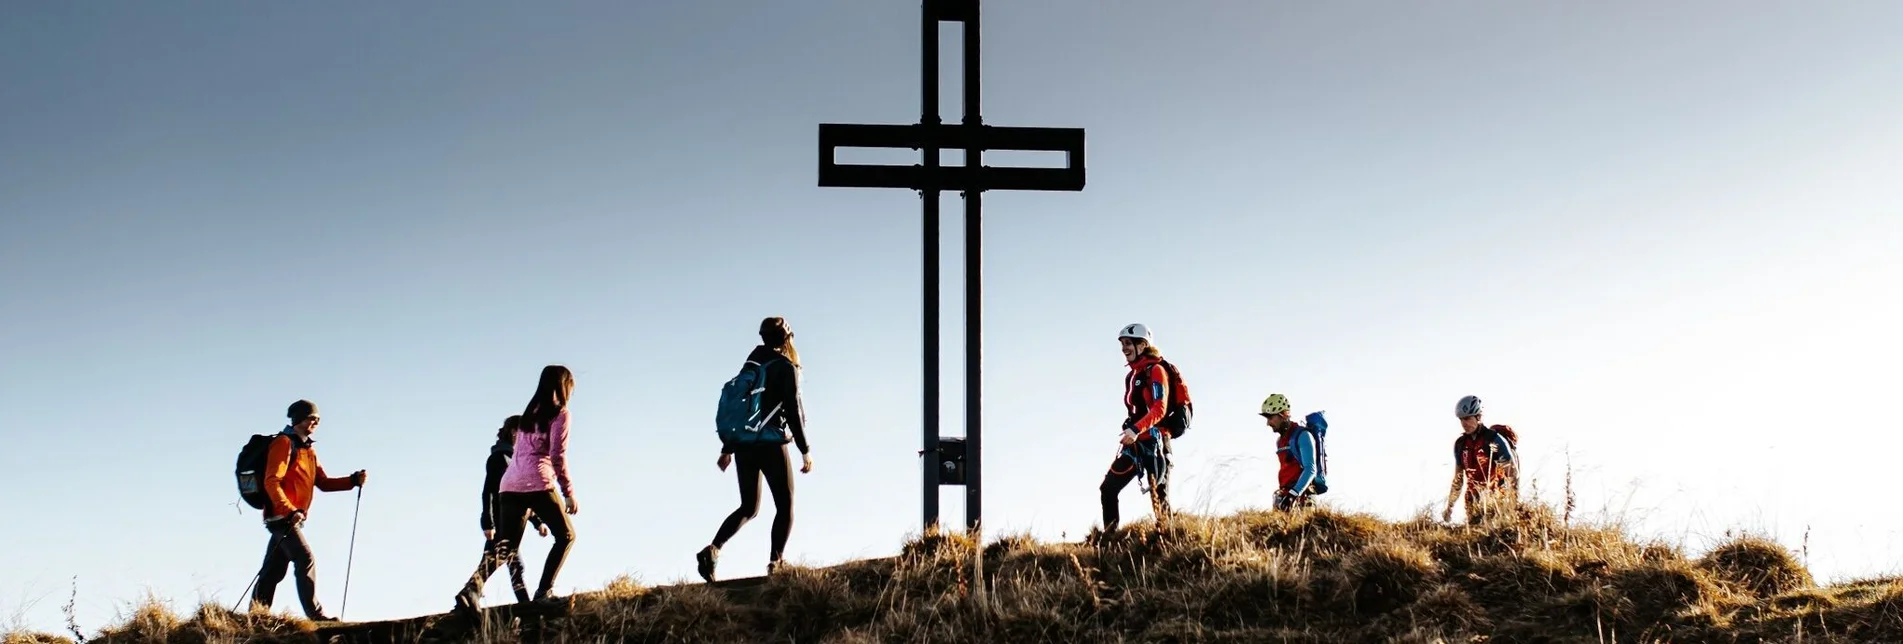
top-left (778, 336), bottom-right (802, 368)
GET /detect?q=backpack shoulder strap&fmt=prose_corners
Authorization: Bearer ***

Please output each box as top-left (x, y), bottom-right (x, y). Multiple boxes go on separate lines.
top-left (265, 433), bottom-right (301, 467)
top-left (748, 356), bottom-right (787, 373)
top-left (1159, 359), bottom-right (1186, 388)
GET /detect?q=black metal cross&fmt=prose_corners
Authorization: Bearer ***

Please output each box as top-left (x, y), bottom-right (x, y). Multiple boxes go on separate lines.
top-left (816, 0), bottom-right (1087, 533)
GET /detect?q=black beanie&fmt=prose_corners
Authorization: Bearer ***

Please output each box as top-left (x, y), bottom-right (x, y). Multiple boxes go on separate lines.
top-left (287, 399), bottom-right (320, 422)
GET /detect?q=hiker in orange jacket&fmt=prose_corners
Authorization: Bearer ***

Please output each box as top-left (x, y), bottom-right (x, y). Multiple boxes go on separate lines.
top-left (252, 400), bottom-right (366, 621)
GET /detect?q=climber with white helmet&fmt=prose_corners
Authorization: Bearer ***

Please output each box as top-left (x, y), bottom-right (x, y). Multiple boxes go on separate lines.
top-left (1442, 395), bottom-right (1520, 524)
top-left (1098, 323), bottom-right (1175, 533)
top-left (1262, 393), bottom-right (1324, 512)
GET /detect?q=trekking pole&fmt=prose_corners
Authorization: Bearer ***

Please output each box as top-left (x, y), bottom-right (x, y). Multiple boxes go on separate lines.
top-left (341, 486), bottom-right (363, 619)
top-left (233, 572), bottom-right (260, 612)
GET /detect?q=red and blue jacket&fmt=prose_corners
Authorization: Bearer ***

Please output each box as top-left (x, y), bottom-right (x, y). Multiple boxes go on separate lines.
top-left (1455, 425), bottom-right (1518, 487)
top-left (1122, 355), bottom-right (1171, 441)
top-left (1275, 423), bottom-right (1322, 494)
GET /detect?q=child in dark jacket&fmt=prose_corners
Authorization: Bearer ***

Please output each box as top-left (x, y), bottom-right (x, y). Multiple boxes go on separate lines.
top-left (480, 415), bottom-right (548, 603)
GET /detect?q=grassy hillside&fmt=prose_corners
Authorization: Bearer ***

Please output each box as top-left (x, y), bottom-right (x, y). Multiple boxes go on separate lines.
top-left (8, 503), bottom-right (1900, 643)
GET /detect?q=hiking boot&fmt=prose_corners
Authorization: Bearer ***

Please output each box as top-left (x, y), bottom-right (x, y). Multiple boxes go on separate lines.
top-left (696, 545), bottom-right (719, 583)
top-left (452, 587), bottom-right (481, 620)
top-left (530, 592), bottom-right (568, 611)
top-left (309, 615), bottom-right (339, 623)
top-left (1085, 526), bottom-right (1116, 546)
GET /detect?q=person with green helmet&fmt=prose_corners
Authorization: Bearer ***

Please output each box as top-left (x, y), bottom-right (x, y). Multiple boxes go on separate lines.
top-left (1261, 393), bottom-right (1323, 512)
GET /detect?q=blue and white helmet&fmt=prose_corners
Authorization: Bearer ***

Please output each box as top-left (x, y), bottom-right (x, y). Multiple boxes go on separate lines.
top-left (1455, 395), bottom-right (1484, 418)
top-left (1118, 323), bottom-right (1153, 343)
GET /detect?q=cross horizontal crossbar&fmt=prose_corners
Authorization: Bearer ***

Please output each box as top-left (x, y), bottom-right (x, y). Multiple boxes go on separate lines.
top-left (820, 165), bottom-right (1082, 192)
top-left (925, 0), bottom-right (977, 22)
top-left (817, 122), bottom-right (1086, 192)
top-left (820, 123), bottom-right (1083, 153)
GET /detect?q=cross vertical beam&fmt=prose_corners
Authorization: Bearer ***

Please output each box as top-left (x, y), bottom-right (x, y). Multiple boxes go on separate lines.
top-left (817, 0), bottom-right (1086, 533)
top-left (959, 0), bottom-right (985, 534)
top-left (918, 0), bottom-right (943, 532)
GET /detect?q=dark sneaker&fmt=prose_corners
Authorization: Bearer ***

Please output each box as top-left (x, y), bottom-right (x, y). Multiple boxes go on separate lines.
top-left (452, 587), bottom-right (481, 620)
top-left (696, 545), bottom-right (719, 583)
top-left (309, 614), bottom-right (340, 623)
top-left (531, 591), bottom-right (567, 609)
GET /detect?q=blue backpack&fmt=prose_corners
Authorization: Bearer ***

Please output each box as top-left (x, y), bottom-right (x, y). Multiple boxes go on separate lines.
top-left (715, 358), bottom-right (786, 444)
top-left (1305, 411), bottom-right (1330, 494)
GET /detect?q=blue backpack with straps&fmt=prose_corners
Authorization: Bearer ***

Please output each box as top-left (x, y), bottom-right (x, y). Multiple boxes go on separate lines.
top-left (715, 358), bottom-right (786, 444)
top-left (1305, 410), bottom-right (1330, 494)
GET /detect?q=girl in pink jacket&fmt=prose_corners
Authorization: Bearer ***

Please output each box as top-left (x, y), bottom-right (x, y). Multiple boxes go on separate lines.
top-left (455, 365), bottom-right (578, 612)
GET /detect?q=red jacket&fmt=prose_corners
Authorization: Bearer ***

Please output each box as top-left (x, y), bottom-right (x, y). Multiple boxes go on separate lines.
top-left (1455, 425), bottom-right (1519, 487)
top-left (1122, 355), bottom-right (1170, 440)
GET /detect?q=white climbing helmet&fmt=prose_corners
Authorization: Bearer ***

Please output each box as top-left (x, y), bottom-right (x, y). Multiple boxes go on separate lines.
top-left (1456, 395), bottom-right (1483, 418)
top-left (1259, 393), bottom-right (1291, 417)
top-left (1118, 323), bottom-right (1152, 343)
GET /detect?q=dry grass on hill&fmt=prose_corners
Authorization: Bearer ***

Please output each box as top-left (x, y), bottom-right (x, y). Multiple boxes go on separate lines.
top-left (10, 502), bottom-right (1901, 643)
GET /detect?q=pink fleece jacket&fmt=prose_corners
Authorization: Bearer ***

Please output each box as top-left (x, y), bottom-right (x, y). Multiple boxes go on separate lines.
top-left (500, 409), bottom-right (573, 497)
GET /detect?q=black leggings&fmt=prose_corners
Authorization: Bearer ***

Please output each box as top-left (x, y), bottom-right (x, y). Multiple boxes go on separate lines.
top-left (1099, 442), bottom-right (1171, 531)
top-left (711, 444), bottom-right (794, 561)
top-left (465, 490), bottom-right (574, 599)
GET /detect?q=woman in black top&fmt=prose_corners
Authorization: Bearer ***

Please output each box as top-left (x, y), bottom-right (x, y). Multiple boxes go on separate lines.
top-left (478, 415), bottom-right (547, 604)
top-left (697, 317), bottom-right (812, 581)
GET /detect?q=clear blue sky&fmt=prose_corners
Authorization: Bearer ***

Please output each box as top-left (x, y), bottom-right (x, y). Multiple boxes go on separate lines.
top-left (3, 0), bottom-right (1900, 632)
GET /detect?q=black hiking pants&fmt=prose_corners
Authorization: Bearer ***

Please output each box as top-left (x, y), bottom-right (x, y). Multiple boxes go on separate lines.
top-left (254, 517), bottom-right (325, 618)
top-left (1100, 440), bottom-right (1171, 531)
top-left (711, 443), bottom-right (795, 562)
top-left (465, 490), bottom-right (573, 600)
top-left (483, 534), bottom-right (532, 603)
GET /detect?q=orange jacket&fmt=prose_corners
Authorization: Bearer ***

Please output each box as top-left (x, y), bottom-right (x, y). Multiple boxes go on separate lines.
top-left (263, 432), bottom-right (354, 519)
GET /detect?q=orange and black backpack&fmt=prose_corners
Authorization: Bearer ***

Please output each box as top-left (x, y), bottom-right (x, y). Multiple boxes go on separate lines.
top-left (1156, 358), bottom-right (1195, 438)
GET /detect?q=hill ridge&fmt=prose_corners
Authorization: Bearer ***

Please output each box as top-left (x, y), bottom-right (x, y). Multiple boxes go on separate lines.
top-left (11, 504), bottom-right (1901, 643)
